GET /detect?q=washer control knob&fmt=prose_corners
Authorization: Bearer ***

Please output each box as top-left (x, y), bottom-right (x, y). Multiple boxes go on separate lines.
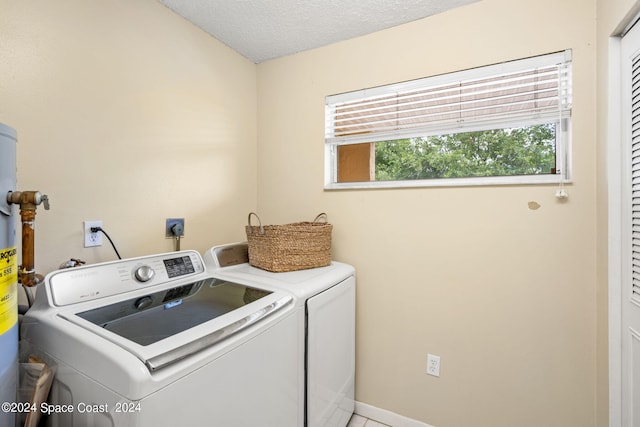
top-left (134, 265), bottom-right (155, 282)
top-left (134, 296), bottom-right (153, 310)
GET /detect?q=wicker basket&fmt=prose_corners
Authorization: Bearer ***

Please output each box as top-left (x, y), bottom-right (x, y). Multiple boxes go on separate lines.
top-left (245, 212), bottom-right (332, 272)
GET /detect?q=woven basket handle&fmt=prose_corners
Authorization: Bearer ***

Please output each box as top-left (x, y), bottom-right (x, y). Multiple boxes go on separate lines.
top-left (313, 213), bottom-right (328, 223)
top-left (247, 212), bottom-right (264, 234)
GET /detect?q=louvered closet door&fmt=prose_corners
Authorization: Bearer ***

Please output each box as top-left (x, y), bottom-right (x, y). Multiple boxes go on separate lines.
top-left (633, 51), bottom-right (640, 301)
top-left (622, 21), bottom-right (640, 427)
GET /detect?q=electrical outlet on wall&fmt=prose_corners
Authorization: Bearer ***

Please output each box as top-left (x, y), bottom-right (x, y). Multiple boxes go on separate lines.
top-left (427, 354), bottom-right (441, 377)
top-left (84, 220), bottom-right (103, 247)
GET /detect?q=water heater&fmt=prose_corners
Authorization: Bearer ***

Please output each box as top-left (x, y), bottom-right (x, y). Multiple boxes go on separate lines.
top-left (0, 122), bottom-right (17, 427)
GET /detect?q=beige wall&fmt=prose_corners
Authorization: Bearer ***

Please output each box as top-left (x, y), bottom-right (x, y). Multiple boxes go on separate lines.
top-left (0, 0), bottom-right (257, 272)
top-left (257, 0), bottom-right (598, 426)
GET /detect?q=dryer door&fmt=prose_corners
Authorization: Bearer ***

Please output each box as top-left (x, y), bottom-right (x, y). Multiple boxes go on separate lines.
top-left (306, 276), bottom-right (355, 427)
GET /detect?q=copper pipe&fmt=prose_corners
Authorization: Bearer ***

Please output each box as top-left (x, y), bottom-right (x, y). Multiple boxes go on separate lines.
top-left (6, 191), bottom-right (49, 287)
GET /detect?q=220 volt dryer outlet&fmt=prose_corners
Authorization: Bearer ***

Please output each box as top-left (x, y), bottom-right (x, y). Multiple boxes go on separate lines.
top-left (84, 221), bottom-right (103, 247)
top-left (165, 218), bottom-right (185, 238)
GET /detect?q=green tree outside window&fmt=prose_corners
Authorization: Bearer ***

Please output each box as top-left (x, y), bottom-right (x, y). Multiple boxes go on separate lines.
top-left (374, 123), bottom-right (556, 181)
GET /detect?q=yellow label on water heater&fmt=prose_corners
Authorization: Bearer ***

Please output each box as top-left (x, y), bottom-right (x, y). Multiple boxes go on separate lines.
top-left (0, 246), bottom-right (18, 334)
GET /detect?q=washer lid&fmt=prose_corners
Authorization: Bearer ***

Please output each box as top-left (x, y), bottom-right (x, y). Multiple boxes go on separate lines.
top-left (60, 277), bottom-right (292, 371)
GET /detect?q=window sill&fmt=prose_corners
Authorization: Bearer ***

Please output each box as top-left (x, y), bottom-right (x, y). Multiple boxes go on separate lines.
top-left (324, 174), bottom-right (571, 190)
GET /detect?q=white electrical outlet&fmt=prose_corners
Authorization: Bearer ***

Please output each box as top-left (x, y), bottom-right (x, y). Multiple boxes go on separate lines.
top-left (84, 220), bottom-right (103, 247)
top-left (427, 354), bottom-right (441, 377)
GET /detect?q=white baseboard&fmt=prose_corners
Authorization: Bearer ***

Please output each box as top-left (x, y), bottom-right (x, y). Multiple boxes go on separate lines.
top-left (354, 401), bottom-right (436, 427)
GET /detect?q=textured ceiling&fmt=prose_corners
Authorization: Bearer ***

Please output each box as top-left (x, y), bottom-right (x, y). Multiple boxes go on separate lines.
top-left (158, 0), bottom-right (479, 63)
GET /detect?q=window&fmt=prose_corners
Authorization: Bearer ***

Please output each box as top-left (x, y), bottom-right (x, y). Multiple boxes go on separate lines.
top-left (324, 50), bottom-right (572, 189)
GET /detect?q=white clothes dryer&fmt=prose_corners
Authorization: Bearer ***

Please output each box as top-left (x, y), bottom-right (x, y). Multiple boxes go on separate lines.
top-left (203, 243), bottom-right (356, 427)
top-left (20, 250), bottom-right (303, 427)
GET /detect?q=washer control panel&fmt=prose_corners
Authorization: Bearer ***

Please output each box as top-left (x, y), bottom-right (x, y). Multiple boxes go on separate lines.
top-left (47, 250), bottom-right (205, 307)
top-left (163, 255), bottom-right (196, 278)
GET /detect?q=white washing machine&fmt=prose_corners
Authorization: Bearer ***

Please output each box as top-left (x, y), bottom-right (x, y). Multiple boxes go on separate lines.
top-left (20, 250), bottom-right (303, 427)
top-left (203, 242), bottom-right (356, 427)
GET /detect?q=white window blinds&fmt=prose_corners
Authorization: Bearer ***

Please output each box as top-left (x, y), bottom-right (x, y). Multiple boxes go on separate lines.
top-left (325, 50), bottom-right (572, 146)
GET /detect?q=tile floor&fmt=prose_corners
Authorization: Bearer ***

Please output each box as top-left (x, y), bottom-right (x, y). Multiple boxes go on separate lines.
top-left (347, 414), bottom-right (391, 427)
